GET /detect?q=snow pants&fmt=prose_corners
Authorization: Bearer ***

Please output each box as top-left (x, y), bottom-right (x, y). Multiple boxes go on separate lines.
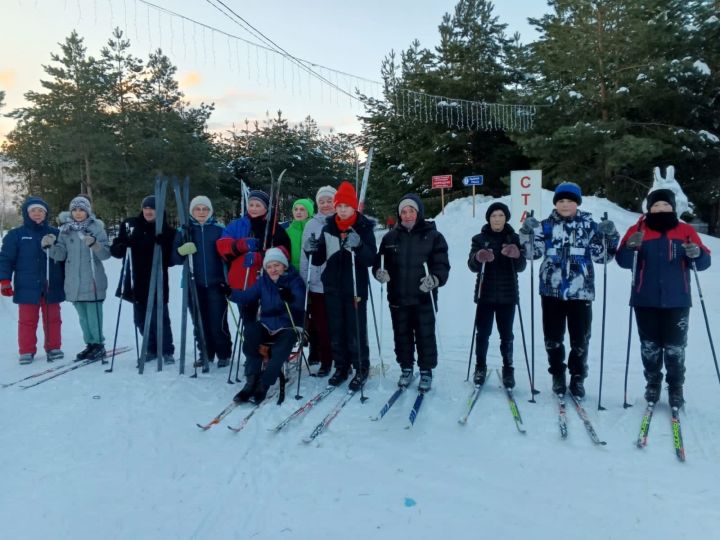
top-left (325, 294), bottom-right (369, 374)
top-left (308, 292), bottom-right (333, 370)
top-left (390, 302), bottom-right (437, 371)
top-left (133, 301), bottom-right (174, 356)
top-left (194, 284), bottom-right (232, 362)
top-left (242, 322), bottom-right (296, 388)
top-left (18, 301), bottom-right (61, 355)
top-left (634, 306), bottom-right (688, 388)
top-left (541, 296), bottom-right (592, 377)
top-left (73, 301), bottom-right (105, 345)
top-left (475, 302), bottom-right (515, 368)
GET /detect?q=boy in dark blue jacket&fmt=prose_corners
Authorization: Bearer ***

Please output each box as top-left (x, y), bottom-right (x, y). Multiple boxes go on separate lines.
top-left (227, 247), bottom-right (305, 404)
top-left (0, 197), bottom-right (65, 363)
top-left (616, 189), bottom-right (711, 408)
top-left (171, 196), bottom-right (232, 367)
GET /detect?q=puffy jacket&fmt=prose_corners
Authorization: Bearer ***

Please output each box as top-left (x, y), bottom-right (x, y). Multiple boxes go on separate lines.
top-left (373, 215), bottom-right (450, 307)
top-left (616, 216), bottom-right (711, 308)
top-left (468, 223), bottom-right (526, 304)
top-left (229, 268), bottom-right (305, 332)
top-left (521, 209), bottom-right (618, 301)
top-left (216, 215), bottom-right (291, 290)
top-left (0, 196), bottom-right (65, 304)
top-left (49, 215), bottom-right (111, 301)
top-left (110, 213), bottom-right (175, 304)
top-left (170, 216), bottom-right (226, 287)
top-left (312, 213), bottom-right (377, 300)
top-left (300, 212), bottom-right (331, 293)
top-left (283, 218), bottom-right (310, 270)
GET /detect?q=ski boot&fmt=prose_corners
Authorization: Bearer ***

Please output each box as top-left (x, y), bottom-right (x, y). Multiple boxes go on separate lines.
top-left (552, 372), bottom-right (567, 395)
top-left (644, 383), bottom-right (661, 404)
top-left (418, 370), bottom-right (433, 392)
top-left (668, 385), bottom-right (684, 409)
top-left (473, 364), bottom-right (487, 386)
top-left (348, 369), bottom-right (369, 392)
top-left (234, 374), bottom-right (259, 403)
top-left (328, 368), bottom-right (350, 387)
top-left (569, 374), bottom-right (585, 399)
top-left (502, 366), bottom-right (515, 389)
top-left (19, 353), bottom-right (34, 365)
top-left (398, 367), bottom-right (414, 388)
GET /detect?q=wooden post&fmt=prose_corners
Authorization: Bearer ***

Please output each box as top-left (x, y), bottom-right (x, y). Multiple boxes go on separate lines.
top-left (472, 186), bottom-right (476, 218)
top-left (441, 188), bottom-right (445, 214)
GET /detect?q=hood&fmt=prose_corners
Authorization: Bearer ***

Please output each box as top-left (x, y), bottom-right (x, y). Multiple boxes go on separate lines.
top-left (396, 193), bottom-right (425, 222)
top-left (21, 196), bottom-right (50, 228)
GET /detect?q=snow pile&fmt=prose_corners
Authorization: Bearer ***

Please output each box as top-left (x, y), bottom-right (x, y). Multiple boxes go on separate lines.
top-left (1, 192), bottom-right (719, 538)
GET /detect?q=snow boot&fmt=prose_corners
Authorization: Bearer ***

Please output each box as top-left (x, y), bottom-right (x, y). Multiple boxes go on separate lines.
top-left (19, 353), bottom-right (34, 365)
top-left (418, 370), bottom-right (433, 392)
top-left (348, 369), bottom-right (368, 392)
top-left (668, 385), bottom-right (684, 409)
top-left (398, 367), bottom-right (414, 388)
top-left (315, 365), bottom-right (331, 377)
top-left (569, 374), bottom-right (585, 399)
top-left (644, 383), bottom-right (661, 404)
top-left (46, 349), bottom-right (64, 362)
top-left (163, 354), bottom-right (176, 365)
top-left (217, 357), bottom-right (230, 368)
top-left (502, 366), bottom-right (515, 389)
top-left (234, 374), bottom-right (259, 403)
top-left (84, 344), bottom-right (106, 361)
top-left (552, 371), bottom-right (567, 395)
top-left (253, 381), bottom-right (269, 404)
top-left (473, 363), bottom-right (487, 386)
top-left (328, 368), bottom-right (350, 387)
top-left (75, 344), bottom-right (95, 361)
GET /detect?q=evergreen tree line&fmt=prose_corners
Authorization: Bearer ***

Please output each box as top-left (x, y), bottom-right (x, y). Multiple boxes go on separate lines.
top-left (2, 1), bottom-right (719, 231)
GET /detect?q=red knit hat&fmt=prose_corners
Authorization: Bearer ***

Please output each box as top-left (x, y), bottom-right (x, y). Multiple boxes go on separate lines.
top-left (333, 181), bottom-right (358, 210)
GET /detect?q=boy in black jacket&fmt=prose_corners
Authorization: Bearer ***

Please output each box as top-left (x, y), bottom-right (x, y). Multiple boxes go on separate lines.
top-left (373, 195), bottom-right (450, 392)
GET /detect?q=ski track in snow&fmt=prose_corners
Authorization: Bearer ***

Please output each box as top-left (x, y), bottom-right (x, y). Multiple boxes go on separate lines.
top-left (2, 191), bottom-right (720, 538)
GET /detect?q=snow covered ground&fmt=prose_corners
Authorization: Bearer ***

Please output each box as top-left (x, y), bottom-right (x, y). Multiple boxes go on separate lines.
top-left (2, 190), bottom-right (719, 539)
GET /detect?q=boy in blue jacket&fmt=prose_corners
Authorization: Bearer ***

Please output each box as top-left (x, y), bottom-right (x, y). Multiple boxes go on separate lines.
top-left (0, 197), bottom-right (65, 363)
top-left (226, 247), bottom-right (305, 404)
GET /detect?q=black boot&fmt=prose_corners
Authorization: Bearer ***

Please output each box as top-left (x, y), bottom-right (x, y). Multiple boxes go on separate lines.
top-left (668, 385), bottom-right (684, 409)
top-left (75, 344), bottom-right (95, 361)
top-left (552, 371), bottom-right (567, 395)
top-left (348, 369), bottom-right (368, 392)
top-left (316, 365), bottom-right (332, 378)
top-left (253, 381), bottom-right (269, 404)
top-left (234, 374), bottom-right (259, 403)
top-left (644, 383), bottom-right (661, 403)
top-left (502, 366), bottom-right (515, 389)
top-left (473, 363), bottom-right (487, 386)
top-left (328, 367), bottom-right (350, 387)
top-left (569, 374), bottom-right (585, 399)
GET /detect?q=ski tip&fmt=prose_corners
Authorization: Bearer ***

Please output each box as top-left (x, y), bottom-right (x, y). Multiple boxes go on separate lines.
top-left (598, 441), bottom-right (608, 446)
top-left (196, 423), bottom-right (210, 431)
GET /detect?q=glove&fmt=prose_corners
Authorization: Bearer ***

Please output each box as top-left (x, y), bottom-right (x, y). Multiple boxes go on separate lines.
top-left (83, 235), bottom-right (96, 248)
top-left (41, 234), bottom-right (56, 249)
top-left (475, 249), bottom-right (495, 263)
top-left (419, 274), bottom-right (440, 293)
top-left (303, 235), bottom-right (319, 254)
top-left (177, 242), bottom-right (197, 256)
top-left (278, 287), bottom-right (294, 304)
top-left (242, 252), bottom-right (258, 269)
top-left (501, 244), bottom-right (521, 259)
top-left (374, 268), bottom-right (390, 284)
top-left (218, 282), bottom-right (232, 298)
top-left (519, 216), bottom-right (540, 235)
top-left (235, 238), bottom-right (260, 254)
top-left (626, 231), bottom-right (644, 250)
top-left (0, 279), bottom-right (13, 297)
top-left (344, 230), bottom-right (361, 250)
top-left (683, 242), bottom-right (701, 259)
top-left (597, 219), bottom-right (617, 237)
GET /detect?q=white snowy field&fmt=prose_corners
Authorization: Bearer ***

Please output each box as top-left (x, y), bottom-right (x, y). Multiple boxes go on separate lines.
top-left (1, 191), bottom-right (719, 540)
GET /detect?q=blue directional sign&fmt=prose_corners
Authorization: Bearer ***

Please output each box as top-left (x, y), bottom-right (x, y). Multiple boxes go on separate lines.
top-left (462, 175), bottom-right (484, 186)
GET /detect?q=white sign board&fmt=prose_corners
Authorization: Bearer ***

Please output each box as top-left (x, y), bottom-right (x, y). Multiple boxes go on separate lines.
top-left (510, 170), bottom-right (542, 227)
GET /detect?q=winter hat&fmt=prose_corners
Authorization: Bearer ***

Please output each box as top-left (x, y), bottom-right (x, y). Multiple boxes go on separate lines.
top-left (553, 182), bottom-right (582, 205)
top-left (292, 198), bottom-right (315, 219)
top-left (69, 196), bottom-right (92, 215)
top-left (646, 188), bottom-right (676, 213)
top-left (141, 195), bottom-right (156, 210)
top-left (248, 190), bottom-right (270, 210)
top-left (263, 246), bottom-right (289, 269)
top-left (398, 197), bottom-right (420, 215)
top-left (26, 203), bottom-right (48, 214)
top-left (315, 185), bottom-right (337, 204)
top-left (485, 201), bottom-right (511, 222)
top-left (333, 181), bottom-right (358, 210)
top-left (189, 195), bottom-right (213, 218)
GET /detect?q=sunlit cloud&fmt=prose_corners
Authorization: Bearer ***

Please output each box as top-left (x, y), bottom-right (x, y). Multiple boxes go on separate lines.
top-left (0, 70), bottom-right (16, 88)
top-left (179, 71), bottom-right (203, 88)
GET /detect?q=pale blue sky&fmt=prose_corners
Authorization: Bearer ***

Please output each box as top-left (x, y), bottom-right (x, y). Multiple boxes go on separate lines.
top-left (1, 0), bottom-right (549, 140)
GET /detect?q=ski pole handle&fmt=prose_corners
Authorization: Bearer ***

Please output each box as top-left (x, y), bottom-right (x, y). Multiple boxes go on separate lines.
top-left (381, 254), bottom-right (385, 271)
top-left (422, 262), bottom-right (430, 277)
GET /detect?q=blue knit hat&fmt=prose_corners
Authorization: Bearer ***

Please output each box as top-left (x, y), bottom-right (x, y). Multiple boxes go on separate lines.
top-left (553, 182), bottom-right (582, 205)
top-left (248, 190), bottom-right (270, 210)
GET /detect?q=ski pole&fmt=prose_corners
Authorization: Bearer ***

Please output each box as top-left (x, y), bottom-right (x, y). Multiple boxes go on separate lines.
top-left (379, 254), bottom-right (385, 372)
top-left (528, 211), bottom-right (537, 403)
top-left (106, 249), bottom-right (130, 373)
top-left (511, 258), bottom-right (536, 400)
top-left (282, 299), bottom-right (306, 400)
top-left (43, 246), bottom-right (51, 360)
top-left (597, 213), bottom-right (609, 411)
top-left (233, 267), bottom-right (252, 383)
top-left (623, 250), bottom-right (638, 409)
top-left (466, 260), bottom-right (486, 381)
top-left (225, 299), bottom-right (240, 384)
top-left (689, 252), bottom-right (719, 384)
top-left (422, 262), bottom-right (442, 354)
top-left (350, 248), bottom-right (368, 403)
top-left (367, 276), bottom-right (385, 377)
top-left (87, 241), bottom-right (104, 362)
